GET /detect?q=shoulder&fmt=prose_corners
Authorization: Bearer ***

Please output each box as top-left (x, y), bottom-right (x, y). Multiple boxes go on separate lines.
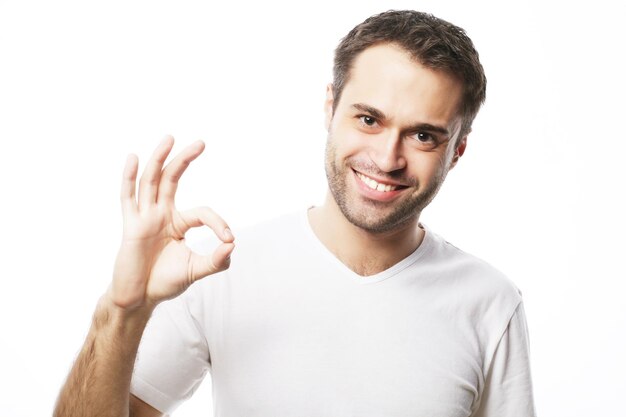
top-left (420, 228), bottom-right (527, 358)
top-left (422, 227), bottom-right (523, 317)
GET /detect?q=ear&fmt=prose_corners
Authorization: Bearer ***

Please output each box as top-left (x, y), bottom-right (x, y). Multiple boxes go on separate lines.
top-left (449, 136), bottom-right (467, 170)
top-left (324, 83), bottom-right (334, 131)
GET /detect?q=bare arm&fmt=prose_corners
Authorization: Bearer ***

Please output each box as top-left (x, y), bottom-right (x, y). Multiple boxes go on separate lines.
top-left (53, 137), bottom-right (234, 417)
top-left (130, 394), bottom-right (163, 417)
top-left (54, 296), bottom-right (155, 417)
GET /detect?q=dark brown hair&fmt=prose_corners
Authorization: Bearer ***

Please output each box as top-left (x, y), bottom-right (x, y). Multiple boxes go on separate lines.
top-left (333, 10), bottom-right (487, 138)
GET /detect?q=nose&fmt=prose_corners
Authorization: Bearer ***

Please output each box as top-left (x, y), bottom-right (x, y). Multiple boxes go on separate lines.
top-left (369, 130), bottom-right (407, 173)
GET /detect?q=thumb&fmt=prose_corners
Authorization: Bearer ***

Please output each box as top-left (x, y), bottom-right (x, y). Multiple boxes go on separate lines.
top-left (190, 242), bottom-right (235, 282)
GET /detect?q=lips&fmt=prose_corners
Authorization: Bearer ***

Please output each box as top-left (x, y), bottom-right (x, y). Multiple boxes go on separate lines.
top-left (353, 170), bottom-right (408, 192)
top-left (355, 172), bottom-right (397, 192)
top-left (352, 169), bottom-right (409, 202)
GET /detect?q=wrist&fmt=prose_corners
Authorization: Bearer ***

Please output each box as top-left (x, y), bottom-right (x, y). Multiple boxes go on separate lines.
top-left (97, 290), bottom-right (155, 333)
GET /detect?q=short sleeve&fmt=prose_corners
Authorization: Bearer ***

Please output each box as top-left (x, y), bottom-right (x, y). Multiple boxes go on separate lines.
top-left (130, 292), bottom-right (210, 414)
top-left (473, 302), bottom-right (536, 417)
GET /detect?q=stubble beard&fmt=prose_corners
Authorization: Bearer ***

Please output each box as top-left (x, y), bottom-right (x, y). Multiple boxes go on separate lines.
top-left (324, 137), bottom-right (446, 234)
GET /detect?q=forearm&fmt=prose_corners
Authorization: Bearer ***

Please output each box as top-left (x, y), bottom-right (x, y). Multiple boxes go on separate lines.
top-left (53, 138), bottom-right (232, 416)
top-left (53, 293), bottom-right (154, 417)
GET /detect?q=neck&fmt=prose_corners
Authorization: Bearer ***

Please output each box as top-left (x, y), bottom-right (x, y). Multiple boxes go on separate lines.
top-left (308, 193), bottom-right (425, 277)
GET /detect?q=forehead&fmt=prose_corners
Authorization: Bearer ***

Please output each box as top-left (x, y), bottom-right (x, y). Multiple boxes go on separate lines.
top-left (341, 43), bottom-right (463, 127)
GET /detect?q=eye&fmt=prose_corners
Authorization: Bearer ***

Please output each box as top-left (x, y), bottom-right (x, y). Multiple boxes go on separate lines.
top-left (409, 131), bottom-right (440, 150)
top-left (415, 132), bottom-right (434, 143)
top-left (358, 115), bottom-right (378, 128)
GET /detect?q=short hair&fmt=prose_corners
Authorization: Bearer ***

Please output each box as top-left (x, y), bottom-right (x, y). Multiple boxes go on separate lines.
top-left (333, 10), bottom-right (487, 138)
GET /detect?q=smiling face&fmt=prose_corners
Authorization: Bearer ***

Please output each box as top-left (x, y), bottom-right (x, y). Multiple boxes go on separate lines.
top-left (324, 43), bottom-right (467, 234)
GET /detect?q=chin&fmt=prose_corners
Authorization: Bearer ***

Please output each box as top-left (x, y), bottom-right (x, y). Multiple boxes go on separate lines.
top-left (336, 194), bottom-right (423, 234)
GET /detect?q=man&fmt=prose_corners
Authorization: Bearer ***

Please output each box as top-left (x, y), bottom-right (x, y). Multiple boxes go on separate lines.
top-left (54, 10), bottom-right (535, 417)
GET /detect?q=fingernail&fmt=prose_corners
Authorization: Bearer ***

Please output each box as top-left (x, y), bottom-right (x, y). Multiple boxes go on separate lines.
top-left (224, 228), bottom-right (234, 241)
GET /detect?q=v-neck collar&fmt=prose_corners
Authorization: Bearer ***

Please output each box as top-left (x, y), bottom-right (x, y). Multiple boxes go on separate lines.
top-left (300, 208), bottom-right (433, 284)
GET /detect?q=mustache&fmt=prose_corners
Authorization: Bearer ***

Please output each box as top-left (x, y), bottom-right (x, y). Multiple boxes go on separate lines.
top-left (347, 158), bottom-right (417, 187)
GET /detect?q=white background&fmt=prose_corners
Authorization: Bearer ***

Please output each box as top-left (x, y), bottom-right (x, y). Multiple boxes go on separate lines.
top-left (1, 0), bottom-right (625, 415)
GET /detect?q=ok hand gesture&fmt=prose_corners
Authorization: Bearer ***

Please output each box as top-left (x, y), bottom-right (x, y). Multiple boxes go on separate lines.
top-left (110, 136), bottom-right (234, 310)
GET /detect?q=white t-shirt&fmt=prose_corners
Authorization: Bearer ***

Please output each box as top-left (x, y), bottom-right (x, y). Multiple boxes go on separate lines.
top-left (131, 210), bottom-right (535, 416)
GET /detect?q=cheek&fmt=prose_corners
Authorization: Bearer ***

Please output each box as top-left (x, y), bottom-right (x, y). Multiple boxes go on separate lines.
top-left (329, 124), bottom-right (369, 159)
top-left (407, 152), bottom-right (448, 182)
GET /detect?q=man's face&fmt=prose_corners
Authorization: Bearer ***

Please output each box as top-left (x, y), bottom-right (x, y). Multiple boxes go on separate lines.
top-left (324, 43), bottom-right (467, 234)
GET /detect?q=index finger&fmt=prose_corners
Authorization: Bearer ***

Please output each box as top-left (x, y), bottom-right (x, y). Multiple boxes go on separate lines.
top-left (157, 140), bottom-right (205, 205)
top-left (174, 206), bottom-right (234, 243)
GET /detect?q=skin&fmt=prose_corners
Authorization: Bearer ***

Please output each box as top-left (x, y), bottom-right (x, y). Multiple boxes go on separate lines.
top-left (308, 43), bottom-right (467, 276)
top-left (53, 137), bottom-right (234, 417)
top-left (54, 43), bottom-right (470, 416)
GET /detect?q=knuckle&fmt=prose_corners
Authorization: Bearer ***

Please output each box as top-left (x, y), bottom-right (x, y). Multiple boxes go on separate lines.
top-left (139, 175), bottom-right (157, 186)
top-left (221, 257), bottom-right (232, 270)
top-left (161, 169), bottom-right (181, 183)
top-left (208, 259), bottom-right (218, 273)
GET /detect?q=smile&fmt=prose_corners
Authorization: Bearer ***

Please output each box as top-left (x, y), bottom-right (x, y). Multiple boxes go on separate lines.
top-left (355, 171), bottom-right (403, 192)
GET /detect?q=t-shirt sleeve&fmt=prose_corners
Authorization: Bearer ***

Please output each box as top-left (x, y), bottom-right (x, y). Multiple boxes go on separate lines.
top-left (130, 291), bottom-right (210, 414)
top-left (473, 302), bottom-right (537, 417)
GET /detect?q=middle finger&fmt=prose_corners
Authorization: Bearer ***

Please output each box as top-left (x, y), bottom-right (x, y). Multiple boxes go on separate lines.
top-left (138, 135), bottom-right (175, 210)
top-left (157, 140), bottom-right (205, 205)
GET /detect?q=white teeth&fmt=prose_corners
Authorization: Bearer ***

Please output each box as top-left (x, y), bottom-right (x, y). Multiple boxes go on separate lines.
top-left (356, 172), bottom-right (398, 192)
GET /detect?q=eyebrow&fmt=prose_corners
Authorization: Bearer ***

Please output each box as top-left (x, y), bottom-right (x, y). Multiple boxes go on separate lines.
top-left (351, 102), bottom-right (450, 137)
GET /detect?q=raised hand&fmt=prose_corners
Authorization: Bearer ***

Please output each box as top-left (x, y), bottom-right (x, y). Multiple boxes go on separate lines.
top-left (110, 136), bottom-right (234, 310)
